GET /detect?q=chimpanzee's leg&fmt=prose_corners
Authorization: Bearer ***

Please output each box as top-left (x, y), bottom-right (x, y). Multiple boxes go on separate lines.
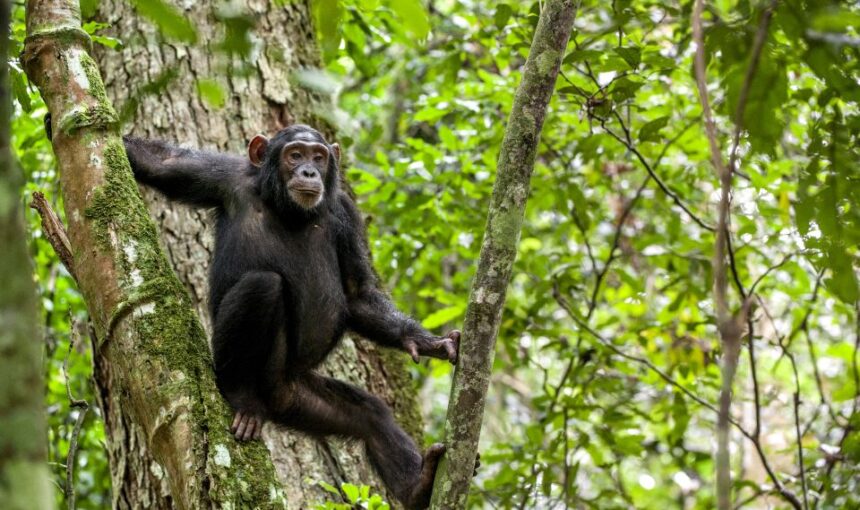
top-left (268, 372), bottom-right (444, 509)
top-left (212, 271), bottom-right (286, 441)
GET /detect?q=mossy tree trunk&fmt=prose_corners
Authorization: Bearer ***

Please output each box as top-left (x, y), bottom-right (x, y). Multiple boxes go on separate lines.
top-left (429, 1), bottom-right (577, 508)
top-left (0, 0), bottom-right (52, 508)
top-left (22, 0), bottom-right (289, 507)
top-left (90, 0), bottom-right (423, 507)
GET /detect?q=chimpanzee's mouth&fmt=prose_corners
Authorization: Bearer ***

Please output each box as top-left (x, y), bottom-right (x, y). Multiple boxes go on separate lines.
top-left (288, 186), bottom-right (324, 210)
top-left (289, 186), bottom-right (321, 195)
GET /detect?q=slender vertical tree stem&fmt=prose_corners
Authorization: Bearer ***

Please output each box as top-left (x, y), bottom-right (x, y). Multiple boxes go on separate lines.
top-left (429, 1), bottom-right (577, 508)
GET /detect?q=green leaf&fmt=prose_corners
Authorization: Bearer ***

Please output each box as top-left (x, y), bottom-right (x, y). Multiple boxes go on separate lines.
top-left (825, 245), bottom-right (858, 304)
top-left (342, 483), bottom-right (360, 503)
top-left (196, 79), bottom-right (226, 109)
top-left (641, 49), bottom-right (676, 70)
top-left (563, 49), bottom-right (601, 64)
top-left (293, 69), bottom-right (341, 95)
top-left (316, 480), bottom-right (340, 495)
top-left (83, 21), bottom-right (123, 48)
top-left (389, 0), bottom-right (430, 40)
top-left (494, 4), bottom-right (514, 29)
top-left (130, 0), bottom-right (197, 43)
top-left (312, 0), bottom-right (344, 61)
top-left (811, 9), bottom-right (860, 33)
top-left (421, 305), bottom-right (465, 329)
top-left (91, 33), bottom-right (123, 49)
top-left (638, 116), bottom-right (670, 143)
top-left (569, 183), bottom-right (590, 230)
top-left (558, 84), bottom-right (589, 98)
top-left (724, 54), bottom-right (788, 154)
top-left (609, 76), bottom-right (643, 102)
top-left (9, 67), bottom-right (32, 113)
top-left (613, 46), bottom-right (641, 69)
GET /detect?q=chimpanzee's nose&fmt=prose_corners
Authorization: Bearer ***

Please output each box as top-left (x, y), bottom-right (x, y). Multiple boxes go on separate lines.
top-left (300, 167), bottom-right (317, 178)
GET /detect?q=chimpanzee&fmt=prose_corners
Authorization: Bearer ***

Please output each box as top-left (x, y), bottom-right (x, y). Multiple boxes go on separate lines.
top-left (122, 125), bottom-right (460, 509)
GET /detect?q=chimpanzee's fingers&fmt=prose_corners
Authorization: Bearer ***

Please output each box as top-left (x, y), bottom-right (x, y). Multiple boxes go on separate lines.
top-left (243, 418), bottom-right (258, 442)
top-left (231, 412), bottom-right (242, 433)
top-left (447, 330), bottom-right (462, 342)
top-left (242, 418), bottom-right (255, 441)
top-left (404, 340), bottom-right (420, 363)
top-left (443, 339), bottom-right (457, 364)
top-left (235, 414), bottom-right (250, 440)
top-left (254, 421), bottom-right (263, 440)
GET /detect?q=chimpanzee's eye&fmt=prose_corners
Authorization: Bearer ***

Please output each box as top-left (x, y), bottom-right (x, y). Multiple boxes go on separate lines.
top-left (314, 155), bottom-right (324, 163)
top-left (290, 151), bottom-right (302, 161)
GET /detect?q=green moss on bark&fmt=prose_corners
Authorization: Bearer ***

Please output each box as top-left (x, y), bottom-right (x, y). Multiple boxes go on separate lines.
top-left (86, 137), bottom-right (285, 506)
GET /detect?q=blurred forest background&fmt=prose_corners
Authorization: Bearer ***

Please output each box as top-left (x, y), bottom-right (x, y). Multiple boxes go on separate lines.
top-left (5, 0), bottom-right (859, 508)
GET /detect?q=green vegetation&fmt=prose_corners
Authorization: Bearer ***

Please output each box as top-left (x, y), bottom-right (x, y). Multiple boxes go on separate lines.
top-left (5, 0), bottom-right (859, 508)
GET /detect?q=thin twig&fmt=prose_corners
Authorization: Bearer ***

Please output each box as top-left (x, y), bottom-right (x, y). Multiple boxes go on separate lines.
top-left (554, 286), bottom-right (803, 508)
top-left (600, 114), bottom-right (715, 232)
top-left (756, 297), bottom-right (809, 510)
top-left (553, 287), bottom-right (725, 418)
top-left (748, 253), bottom-right (794, 295)
top-left (814, 303), bottom-right (860, 505)
top-left (587, 176), bottom-right (649, 319)
top-left (792, 392), bottom-right (810, 510)
top-left (727, 0), bottom-right (779, 176)
top-left (546, 175), bottom-right (647, 415)
top-left (563, 35), bottom-right (714, 232)
top-left (62, 321), bottom-right (90, 510)
top-left (30, 191), bottom-right (76, 280)
top-left (803, 321), bottom-right (840, 424)
top-left (693, 2), bottom-right (795, 508)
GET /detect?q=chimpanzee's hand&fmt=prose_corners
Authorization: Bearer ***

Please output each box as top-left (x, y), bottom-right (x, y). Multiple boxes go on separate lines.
top-left (403, 330), bottom-right (460, 364)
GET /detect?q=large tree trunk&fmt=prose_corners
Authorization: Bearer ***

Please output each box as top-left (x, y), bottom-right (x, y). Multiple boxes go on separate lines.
top-left (24, 0), bottom-right (286, 507)
top-left (92, 1), bottom-right (423, 507)
top-left (0, 0), bottom-right (52, 507)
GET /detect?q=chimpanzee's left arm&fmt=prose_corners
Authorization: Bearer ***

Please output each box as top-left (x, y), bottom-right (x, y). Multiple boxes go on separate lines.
top-left (337, 193), bottom-right (459, 363)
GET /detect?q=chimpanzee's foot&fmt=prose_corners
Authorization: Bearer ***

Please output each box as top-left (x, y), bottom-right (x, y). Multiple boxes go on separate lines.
top-left (406, 443), bottom-right (447, 510)
top-left (230, 410), bottom-right (264, 441)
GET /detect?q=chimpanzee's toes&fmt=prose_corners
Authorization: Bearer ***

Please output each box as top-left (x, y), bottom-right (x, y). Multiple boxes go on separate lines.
top-left (424, 443), bottom-right (446, 464)
top-left (474, 452), bottom-right (481, 476)
top-left (406, 444), bottom-right (447, 509)
top-left (230, 410), bottom-right (264, 441)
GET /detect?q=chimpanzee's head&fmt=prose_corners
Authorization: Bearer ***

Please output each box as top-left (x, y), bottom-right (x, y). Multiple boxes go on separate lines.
top-left (248, 124), bottom-right (341, 217)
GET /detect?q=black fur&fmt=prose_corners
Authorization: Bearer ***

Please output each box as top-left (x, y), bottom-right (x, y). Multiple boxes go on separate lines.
top-left (123, 125), bottom-right (459, 509)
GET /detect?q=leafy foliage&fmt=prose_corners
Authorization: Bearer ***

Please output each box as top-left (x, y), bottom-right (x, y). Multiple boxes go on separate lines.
top-left (328, 0), bottom-right (860, 508)
top-left (312, 480), bottom-right (391, 510)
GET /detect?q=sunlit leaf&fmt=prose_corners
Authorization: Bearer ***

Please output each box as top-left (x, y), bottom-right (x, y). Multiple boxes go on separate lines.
top-left (129, 0), bottom-right (197, 43)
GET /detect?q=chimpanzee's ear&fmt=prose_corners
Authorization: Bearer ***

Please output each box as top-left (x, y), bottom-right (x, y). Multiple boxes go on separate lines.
top-left (248, 135), bottom-right (269, 167)
top-left (331, 143), bottom-right (341, 166)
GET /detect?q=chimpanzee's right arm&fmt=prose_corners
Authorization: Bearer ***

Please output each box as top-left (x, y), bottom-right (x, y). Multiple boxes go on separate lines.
top-left (123, 136), bottom-right (246, 208)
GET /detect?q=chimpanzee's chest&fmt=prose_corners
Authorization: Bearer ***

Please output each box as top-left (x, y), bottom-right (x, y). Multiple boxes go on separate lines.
top-left (217, 205), bottom-right (348, 366)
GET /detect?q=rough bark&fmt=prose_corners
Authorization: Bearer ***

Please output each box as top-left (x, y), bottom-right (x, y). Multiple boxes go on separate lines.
top-left (22, 0), bottom-right (284, 507)
top-left (0, 1), bottom-right (53, 508)
top-left (429, 1), bottom-right (576, 508)
top-left (91, 0), bottom-right (423, 507)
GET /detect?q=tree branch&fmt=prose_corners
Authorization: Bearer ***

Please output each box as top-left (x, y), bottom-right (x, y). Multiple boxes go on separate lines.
top-left (62, 321), bottom-right (89, 510)
top-left (692, 2), bottom-right (787, 508)
top-left (30, 191), bottom-right (76, 280)
top-left (429, 2), bottom-right (578, 507)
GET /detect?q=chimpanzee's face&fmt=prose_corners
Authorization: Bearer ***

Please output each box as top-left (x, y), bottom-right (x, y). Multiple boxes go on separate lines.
top-left (247, 126), bottom-right (342, 213)
top-left (279, 132), bottom-right (330, 209)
